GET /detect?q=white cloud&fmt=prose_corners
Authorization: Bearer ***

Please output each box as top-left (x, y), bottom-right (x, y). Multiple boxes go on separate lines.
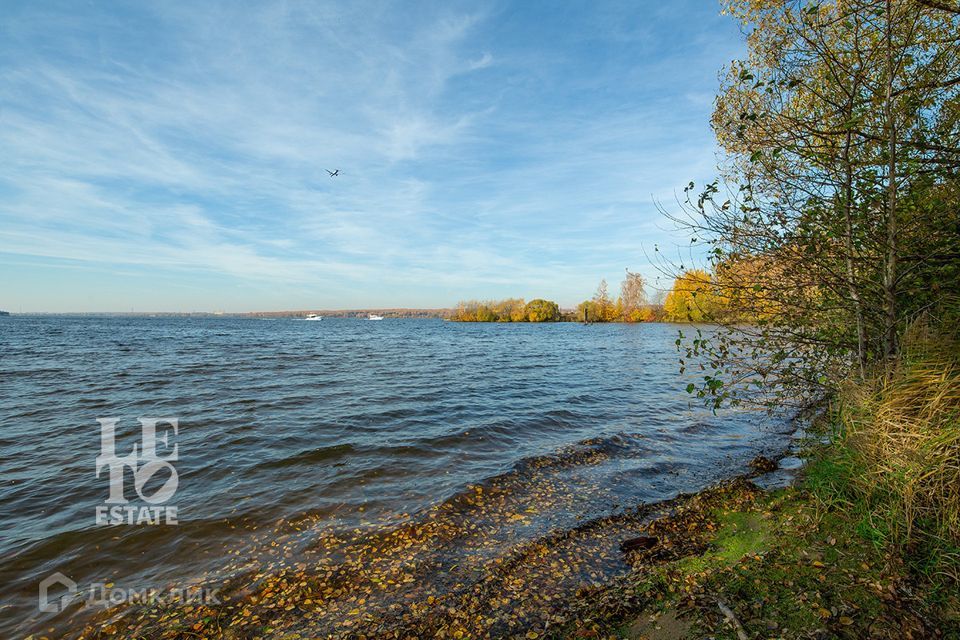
top-left (0, 0), bottom-right (740, 311)
top-left (468, 52), bottom-right (494, 70)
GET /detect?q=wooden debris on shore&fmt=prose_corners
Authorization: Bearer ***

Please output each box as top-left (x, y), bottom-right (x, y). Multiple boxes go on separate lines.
top-left (716, 598), bottom-right (749, 640)
top-left (619, 535), bottom-right (659, 554)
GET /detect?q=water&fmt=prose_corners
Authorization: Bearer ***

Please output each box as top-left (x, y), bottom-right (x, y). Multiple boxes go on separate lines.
top-left (0, 316), bottom-right (790, 637)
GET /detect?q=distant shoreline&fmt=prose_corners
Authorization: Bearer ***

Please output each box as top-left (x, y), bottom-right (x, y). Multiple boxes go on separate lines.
top-left (4, 312), bottom-right (710, 325)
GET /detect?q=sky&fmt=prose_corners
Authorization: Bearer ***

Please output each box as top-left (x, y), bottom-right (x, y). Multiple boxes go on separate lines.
top-left (0, 1), bottom-right (745, 312)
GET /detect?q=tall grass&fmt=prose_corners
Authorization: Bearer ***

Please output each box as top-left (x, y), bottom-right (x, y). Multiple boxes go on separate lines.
top-left (831, 313), bottom-right (960, 580)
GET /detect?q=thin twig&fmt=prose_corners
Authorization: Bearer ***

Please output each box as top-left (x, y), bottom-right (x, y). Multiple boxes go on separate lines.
top-left (717, 599), bottom-right (749, 640)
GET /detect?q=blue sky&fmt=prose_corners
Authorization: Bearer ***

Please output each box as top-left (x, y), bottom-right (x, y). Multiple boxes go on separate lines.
top-left (1, 1), bottom-right (743, 312)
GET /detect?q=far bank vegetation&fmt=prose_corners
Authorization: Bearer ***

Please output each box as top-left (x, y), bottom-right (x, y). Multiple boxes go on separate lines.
top-left (452, 271), bottom-right (668, 322)
top-left (451, 268), bottom-right (759, 323)
top-left (451, 298), bottom-right (562, 322)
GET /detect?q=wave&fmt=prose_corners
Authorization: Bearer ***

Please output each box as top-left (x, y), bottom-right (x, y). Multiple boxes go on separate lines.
top-left (254, 443), bottom-right (355, 470)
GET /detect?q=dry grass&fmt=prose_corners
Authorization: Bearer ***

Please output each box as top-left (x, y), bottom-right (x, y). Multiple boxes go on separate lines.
top-left (837, 314), bottom-right (960, 579)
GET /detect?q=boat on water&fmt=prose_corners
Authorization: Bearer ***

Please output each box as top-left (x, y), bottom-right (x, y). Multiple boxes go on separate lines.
top-left (304, 314), bottom-right (322, 321)
top-left (368, 314), bottom-right (384, 321)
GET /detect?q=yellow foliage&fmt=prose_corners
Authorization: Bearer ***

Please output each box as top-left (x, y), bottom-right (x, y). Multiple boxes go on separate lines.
top-left (663, 269), bottom-right (721, 322)
top-left (624, 307), bottom-right (656, 323)
top-left (524, 299), bottom-right (561, 322)
top-left (713, 255), bottom-right (779, 320)
top-left (453, 298), bottom-right (561, 322)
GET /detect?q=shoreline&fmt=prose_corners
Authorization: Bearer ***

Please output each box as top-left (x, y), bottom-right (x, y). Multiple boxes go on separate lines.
top-left (37, 404), bottom-right (960, 639)
top-left (55, 447), bottom-right (807, 640)
top-left (55, 436), bottom-right (959, 640)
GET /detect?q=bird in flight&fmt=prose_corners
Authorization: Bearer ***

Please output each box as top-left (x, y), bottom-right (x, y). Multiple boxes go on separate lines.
top-left (326, 169), bottom-right (340, 177)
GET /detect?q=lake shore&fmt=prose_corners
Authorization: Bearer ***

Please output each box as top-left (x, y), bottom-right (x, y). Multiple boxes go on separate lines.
top-left (62, 472), bottom-right (796, 639)
top-left (24, 316), bottom-right (960, 640)
top-left (4, 318), bottom-right (790, 639)
top-left (563, 449), bottom-right (957, 639)
top-left (57, 431), bottom-right (958, 640)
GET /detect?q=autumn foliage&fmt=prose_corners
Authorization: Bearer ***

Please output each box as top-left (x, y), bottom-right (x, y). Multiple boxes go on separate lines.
top-left (662, 269), bottom-right (719, 323)
top-left (452, 298), bottom-right (561, 322)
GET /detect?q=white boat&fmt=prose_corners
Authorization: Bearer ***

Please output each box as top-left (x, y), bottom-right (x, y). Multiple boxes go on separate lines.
top-left (368, 314), bottom-right (384, 321)
top-left (304, 314), bottom-right (322, 321)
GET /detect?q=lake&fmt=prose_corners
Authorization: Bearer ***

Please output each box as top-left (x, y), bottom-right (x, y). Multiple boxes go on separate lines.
top-left (0, 316), bottom-right (790, 637)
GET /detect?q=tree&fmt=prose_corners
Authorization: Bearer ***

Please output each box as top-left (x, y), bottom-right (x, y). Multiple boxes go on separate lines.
top-left (662, 0), bottom-right (960, 407)
top-left (524, 299), bottom-right (561, 322)
top-left (576, 300), bottom-right (596, 323)
top-left (663, 270), bottom-right (722, 322)
top-left (591, 279), bottom-right (618, 322)
top-left (620, 269), bottom-right (648, 322)
top-left (493, 298), bottom-right (527, 322)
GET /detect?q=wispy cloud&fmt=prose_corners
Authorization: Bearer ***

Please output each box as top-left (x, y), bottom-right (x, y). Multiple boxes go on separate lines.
top-left (0, 0), bottom-right (742, 311)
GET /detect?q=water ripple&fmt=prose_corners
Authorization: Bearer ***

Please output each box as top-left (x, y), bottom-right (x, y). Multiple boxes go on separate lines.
top-left (0, 316), bottom-right (787, 638)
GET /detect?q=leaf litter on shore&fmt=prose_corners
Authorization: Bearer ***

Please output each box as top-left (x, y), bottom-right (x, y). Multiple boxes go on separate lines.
top-left (66, 442), bottom-right (721, 639)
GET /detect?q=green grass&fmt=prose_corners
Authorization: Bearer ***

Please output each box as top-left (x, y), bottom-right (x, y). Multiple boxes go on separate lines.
top-left (567, 478), bottom-right (957, 639)
top-left (675, 510), bottom-right (772, 576)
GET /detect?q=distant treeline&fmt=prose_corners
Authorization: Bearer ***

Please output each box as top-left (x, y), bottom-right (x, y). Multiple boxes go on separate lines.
top-left (452, 267), bottom-right (772, 324)
top-left (574, 271), bottom-right (663, 323)
top-left (452, 298), bottom-right (564, 322)
top-left (453, 271), bottom-right (668, 323)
